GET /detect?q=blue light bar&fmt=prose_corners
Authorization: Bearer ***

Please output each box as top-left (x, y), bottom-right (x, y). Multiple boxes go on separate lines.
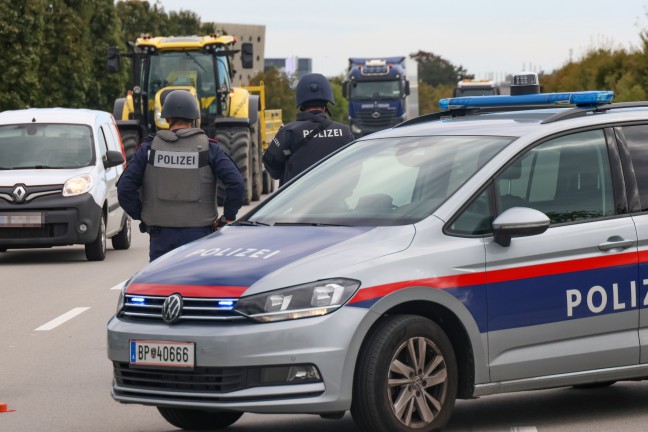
top-left (218, 300), bottom-right (235, 309)
top-left (439, 91), bottom-right (614, 111)
top-left (131, 297), bottom-right (145, 304)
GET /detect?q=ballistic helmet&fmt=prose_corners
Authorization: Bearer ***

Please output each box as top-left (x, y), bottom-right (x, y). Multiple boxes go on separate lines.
top-left (295, 73), bottom-right (335, 109)
top-left (161, 90), bottom-right (200, 120)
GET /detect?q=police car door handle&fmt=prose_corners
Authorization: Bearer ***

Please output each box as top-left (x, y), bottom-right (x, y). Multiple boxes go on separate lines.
top-left (598, 237), bottom-right (635, 251)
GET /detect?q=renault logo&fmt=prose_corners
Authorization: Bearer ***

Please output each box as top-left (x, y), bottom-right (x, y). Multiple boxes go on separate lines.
top-left (12, 185), bottom-right (27, 203)
top-left (162, 294), bottom-right (183, 324)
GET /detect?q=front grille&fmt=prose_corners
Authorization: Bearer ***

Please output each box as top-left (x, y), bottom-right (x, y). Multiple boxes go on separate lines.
top-left (0, 223), bottom-right (67, 239)
top-left (122, 294), bottom-right (246, 322)
top-left (114, 362), bottom-right (247, 393)
top-left (355, 109), bottom-right (398, 128)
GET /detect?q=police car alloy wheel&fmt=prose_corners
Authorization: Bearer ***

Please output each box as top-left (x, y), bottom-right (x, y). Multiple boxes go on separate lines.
top-left (351, 315), bottom-right (457, 432)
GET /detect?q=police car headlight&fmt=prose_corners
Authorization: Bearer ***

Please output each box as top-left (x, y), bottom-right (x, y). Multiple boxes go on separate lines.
top-left (234, 278), bottom-right (360, 322)
top-left (63, 174), bottom-right (94, 196)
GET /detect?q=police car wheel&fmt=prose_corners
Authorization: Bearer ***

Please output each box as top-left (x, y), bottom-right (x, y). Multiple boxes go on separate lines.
top-left (111, 216), bottom-right (131, 250)
top-left (85, 215), bottom-right (106, 261)
top-left (352, 315), bottom-right (457, 432)
top-left (157, 407), bottom-right (243, 430)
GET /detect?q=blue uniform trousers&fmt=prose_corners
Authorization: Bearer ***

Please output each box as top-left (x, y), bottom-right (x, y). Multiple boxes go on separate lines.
top-left (148, 226), bottom-right (213, 262)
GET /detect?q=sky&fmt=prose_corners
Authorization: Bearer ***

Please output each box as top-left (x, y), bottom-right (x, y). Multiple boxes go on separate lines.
top-left (155, 0), bottom-right (648, 81)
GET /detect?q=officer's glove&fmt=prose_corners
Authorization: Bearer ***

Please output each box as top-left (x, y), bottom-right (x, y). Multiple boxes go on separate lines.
top-left (213, 215), bottom-right (231, 231)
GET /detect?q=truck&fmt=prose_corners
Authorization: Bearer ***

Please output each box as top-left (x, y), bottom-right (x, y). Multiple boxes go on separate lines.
top-left (107, 34), bottom-right (280, 204)
top-left (453, 79), bottom-right (500, 97)
top-left (342, 57), bottom-right (410, 138)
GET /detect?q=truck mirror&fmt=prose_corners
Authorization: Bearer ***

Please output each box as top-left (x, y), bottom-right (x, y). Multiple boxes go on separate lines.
top-left (107, 47), bottom-right (120, 73)
top-left (342, 81), bottom-right (349, 99)
top-left (241, 43), bottom-right (254, 69)
top-left (404, 80), bottom-right (410, 96)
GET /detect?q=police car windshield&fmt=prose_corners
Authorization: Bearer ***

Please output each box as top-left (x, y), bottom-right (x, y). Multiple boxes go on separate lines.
top-left (251, 135), bottom-right (512, 226)
top-left (0, 124), bottom-right (94, 169)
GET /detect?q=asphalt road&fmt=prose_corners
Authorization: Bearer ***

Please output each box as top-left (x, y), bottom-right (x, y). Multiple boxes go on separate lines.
top-left (3, 194), bottom-right (648, 431)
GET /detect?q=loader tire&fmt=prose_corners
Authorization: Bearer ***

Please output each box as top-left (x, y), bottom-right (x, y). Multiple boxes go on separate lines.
top-left (120, 129), bottom-right (140, 162)
top-left (215, 126), bottom-right (252, 205)
top-left (251, 119), bottom-right (263, 201)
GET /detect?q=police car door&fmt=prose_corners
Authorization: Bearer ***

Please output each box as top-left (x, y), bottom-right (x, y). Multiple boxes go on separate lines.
top-left (485, 129), bottom-right (639, 382)
top-left (615, 124), bottom-right (648, 365)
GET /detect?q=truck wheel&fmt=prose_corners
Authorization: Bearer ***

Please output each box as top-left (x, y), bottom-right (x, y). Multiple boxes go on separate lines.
top-left (250, 119), bottom-right (263, 201)
top-left (111, 216), bottom-right (131, 250)
top-left (85, 215), bottom-right (106, 261)
top-left (157, 407), bottom-right (242, 430)
top-left (215, 126), bottom-right (252, 205)
top-left (351, 315), bottom-right (457, 432)
top-left (120, 129), bottom-right (140, 162)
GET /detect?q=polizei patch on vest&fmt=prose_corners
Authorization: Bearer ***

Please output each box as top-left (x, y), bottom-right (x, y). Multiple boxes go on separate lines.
top-left (154, 150), bottom-right (199, 169)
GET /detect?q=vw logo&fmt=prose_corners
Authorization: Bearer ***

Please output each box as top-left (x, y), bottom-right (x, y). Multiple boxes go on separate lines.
top-left (371, 111), bottom-right (381, 119)
top-left (12, 185), bottom-right (27, 203)
top-left (162, 294), bottom-right (183, 324)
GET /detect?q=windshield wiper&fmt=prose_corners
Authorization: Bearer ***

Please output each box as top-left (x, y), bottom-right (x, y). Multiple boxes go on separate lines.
top-left (4, 165), bottom-right (60, 169)
top-left (235, 220), bottom-right (270, 226)
top-left (273, 222), bottom-right (349, 227)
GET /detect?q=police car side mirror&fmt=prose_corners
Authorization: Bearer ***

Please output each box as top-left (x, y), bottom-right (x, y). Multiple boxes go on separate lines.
top-left (492, 207), bottom-right (550, 247)
top-left (104, 150), bottom-right (125, 169)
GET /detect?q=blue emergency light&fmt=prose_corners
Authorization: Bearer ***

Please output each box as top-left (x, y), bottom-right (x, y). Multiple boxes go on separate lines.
top-left (439, 91), bottom-right (614, 111)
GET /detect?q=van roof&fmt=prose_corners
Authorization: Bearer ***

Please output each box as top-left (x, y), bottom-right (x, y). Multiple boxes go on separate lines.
top-left (0, 108), bottom-right (112, 126)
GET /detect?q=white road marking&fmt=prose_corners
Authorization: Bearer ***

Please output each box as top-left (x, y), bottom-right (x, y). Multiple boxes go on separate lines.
top-left (110, 280), bottom-right (127, 290)
top-left (511, 428), bottom-right (538, 432)
top-left (35, 307), bottom-right (91, 331)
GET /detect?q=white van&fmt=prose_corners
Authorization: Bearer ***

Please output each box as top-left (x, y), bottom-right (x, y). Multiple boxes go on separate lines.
top-left (0, 108), bottom-right (131, 261)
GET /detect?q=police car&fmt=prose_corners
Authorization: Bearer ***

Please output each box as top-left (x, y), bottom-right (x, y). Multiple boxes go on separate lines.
top-left (108, 72), bottom-right (648, 431)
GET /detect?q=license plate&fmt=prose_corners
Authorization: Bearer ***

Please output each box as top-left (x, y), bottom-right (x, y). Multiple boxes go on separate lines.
top-left (129, 340), bottom-right (195, 368)
top-left (0, 212), bottom-right (43, 228)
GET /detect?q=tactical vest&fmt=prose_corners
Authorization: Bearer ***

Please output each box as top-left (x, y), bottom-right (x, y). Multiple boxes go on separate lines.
top-left (141, 128), bottom-right (216, 227)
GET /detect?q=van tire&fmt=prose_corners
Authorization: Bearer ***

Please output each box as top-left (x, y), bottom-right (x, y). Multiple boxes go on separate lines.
top-left (85, 215), bottom-right (106, 261)
top-left (111, 217), bottom-right (131, 250)
top-left (352, 315), bottom-right (457, 432)
top-left (120, 129), bottom-right (140, 162)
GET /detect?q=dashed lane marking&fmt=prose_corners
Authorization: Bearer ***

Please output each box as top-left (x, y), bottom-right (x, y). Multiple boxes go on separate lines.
top-left (35, 307), bottom-right (91, 331)
top-left (511, 428), bottom-right (538, 432)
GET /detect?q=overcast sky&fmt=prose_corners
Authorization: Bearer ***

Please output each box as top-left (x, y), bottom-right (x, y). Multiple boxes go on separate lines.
top-left (156, 0), bottom-right (648, 80)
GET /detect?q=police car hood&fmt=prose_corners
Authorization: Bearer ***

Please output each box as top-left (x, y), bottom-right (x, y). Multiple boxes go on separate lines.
top-left (126, 225), bottom-right (415, 297)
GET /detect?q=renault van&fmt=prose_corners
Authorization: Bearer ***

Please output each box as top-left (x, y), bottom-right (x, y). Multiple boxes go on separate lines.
top-left (0, 108), bottom-right (130, 261)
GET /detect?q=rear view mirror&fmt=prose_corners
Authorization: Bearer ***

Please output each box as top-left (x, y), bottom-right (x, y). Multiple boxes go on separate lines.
top-left (241, 43), bottom-right (254, 69)
top-left (104, 150), bottom-right (125, 168)
top-left (107, 47), bottom-right (120, 73)
top-left (492, 207), bottom-right (550, 247)
top-left (342, 81), bottom-right (349, 99)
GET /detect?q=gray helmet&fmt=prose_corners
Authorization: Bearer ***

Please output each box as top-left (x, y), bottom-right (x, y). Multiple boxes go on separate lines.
top-left (295, 73), bottom-right (335, 109)
top-left (161, 90), bottom-right (200, 120)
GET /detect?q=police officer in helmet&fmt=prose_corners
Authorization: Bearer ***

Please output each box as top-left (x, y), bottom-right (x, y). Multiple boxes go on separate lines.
top-left (117, 90), bottom-right (245, 262)
top-left (262, 73), bottom-right (353, 186)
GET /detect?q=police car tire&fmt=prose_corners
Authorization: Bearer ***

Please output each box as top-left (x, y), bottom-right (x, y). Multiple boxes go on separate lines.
top-left (351, 315), bottom-right (457, 432)
top-left (157, 407), bottom-right (243, 430)
top-left (251, 119), bottom-right (263, 201)
top-left (85, 215), bottom-right (106, 261)
top-left (120, 129), bottom-right (140, 162)
top-left (215, 126), bottom-right (252, 205)
top-left (111, 216), bottom-right (131, 250)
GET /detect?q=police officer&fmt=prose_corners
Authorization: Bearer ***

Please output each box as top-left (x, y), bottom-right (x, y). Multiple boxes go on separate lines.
top-left (262, 73), bottom-right (353, 186)
top-left (117, 90), bottom-right (245, 262)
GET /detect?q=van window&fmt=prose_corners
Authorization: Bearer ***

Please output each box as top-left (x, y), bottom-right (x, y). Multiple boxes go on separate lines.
top-left (0, 123), bottom-right (95, 169)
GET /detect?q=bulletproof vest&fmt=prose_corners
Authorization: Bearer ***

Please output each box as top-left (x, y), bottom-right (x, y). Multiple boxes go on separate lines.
top-left (141, 128), bottom-right (216, 227)
top-left (283, 113), bottom-right (351, 183)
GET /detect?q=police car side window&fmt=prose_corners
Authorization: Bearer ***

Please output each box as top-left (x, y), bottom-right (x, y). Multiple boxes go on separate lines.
top-left (620, 125), bottom-right (648, 212)
top-left (496, 130), bottom-right (614, 224)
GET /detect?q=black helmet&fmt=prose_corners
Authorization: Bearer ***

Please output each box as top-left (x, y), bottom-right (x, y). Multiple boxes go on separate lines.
top-left (161, 90), bottom-right (200, 120)
top-left (295, 73), bottom-right (335, 109)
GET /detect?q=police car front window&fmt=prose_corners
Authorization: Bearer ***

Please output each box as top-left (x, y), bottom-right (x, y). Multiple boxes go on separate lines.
top-left (0, 124), bottom-right (94, 169)
top-left (251, 136), bottom-right (511, 226)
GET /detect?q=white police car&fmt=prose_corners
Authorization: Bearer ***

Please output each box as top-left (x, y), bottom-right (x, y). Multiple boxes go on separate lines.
top-left (0, 108), bottom-right (130, 261)
top-left (108, 73), bottom-right (648, 431)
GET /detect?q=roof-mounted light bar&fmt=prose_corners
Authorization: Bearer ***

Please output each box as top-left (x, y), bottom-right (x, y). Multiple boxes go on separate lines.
top-left (439, 91), bottom-right (614, 111)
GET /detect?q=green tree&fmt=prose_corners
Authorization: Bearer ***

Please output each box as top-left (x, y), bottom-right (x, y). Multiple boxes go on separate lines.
top-left (329, 74), bottom-right (349, 124)
top-left (418, 82), bottom-right (454, 115)
top-left (250, 67), bottom-right (296, 123)
top-left (410, 50), bottom-right (471, 87)
top-left (0, 0), bottom-right (47, 109)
